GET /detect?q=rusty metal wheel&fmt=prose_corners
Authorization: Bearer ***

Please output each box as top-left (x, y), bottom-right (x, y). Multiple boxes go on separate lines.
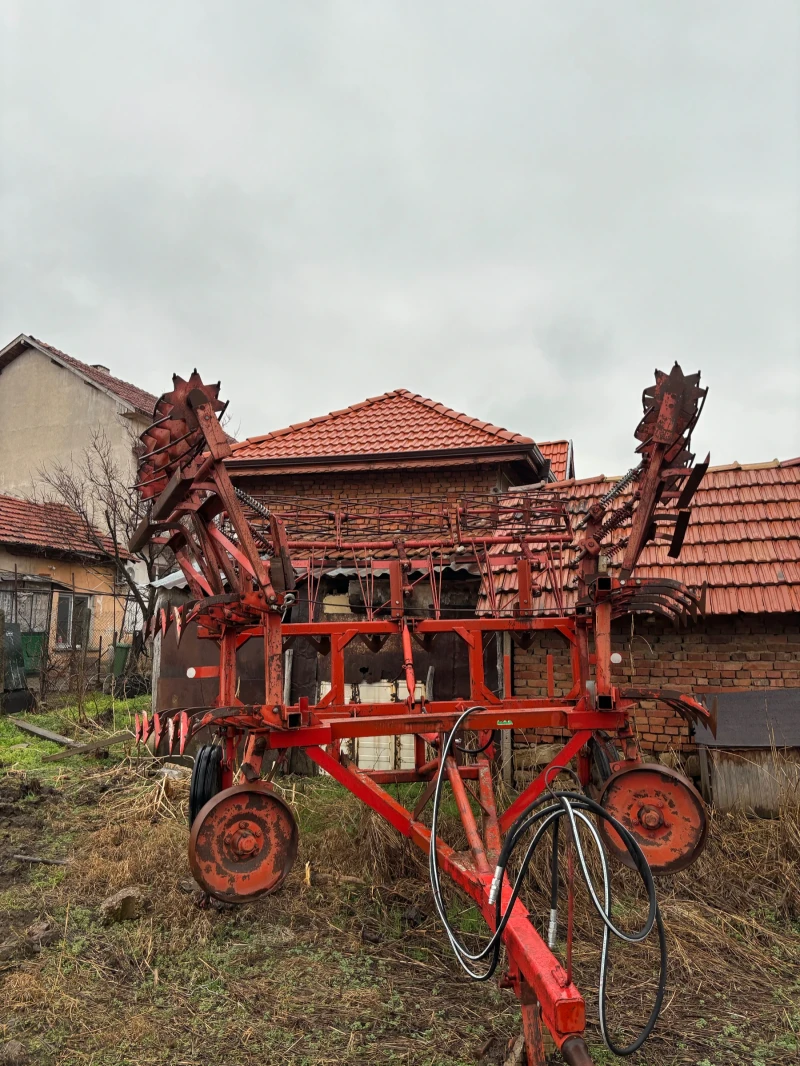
top-left (598, 763), bottom-right (708, 875)
top-left (189, 782), bottom-right (298, 902)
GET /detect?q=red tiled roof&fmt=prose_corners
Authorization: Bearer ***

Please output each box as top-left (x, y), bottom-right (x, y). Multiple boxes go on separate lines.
top-left (538, 440), bottom-right (574, 481)
top-left (0, 335), bottom-right (157, 417)
top-left (482, 459), bottom-right (800, 616)
top-left (0, 494), bottom-right (124, 561)
top-left (229, 389), bottom-right (536, 462)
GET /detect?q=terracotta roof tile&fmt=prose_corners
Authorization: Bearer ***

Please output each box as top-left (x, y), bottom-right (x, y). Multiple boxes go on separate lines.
top-left (28, 337), bottom-right (157, 416)
top-left (480, 459), bottom-right (800, 616)
top-left (0, 494), bottom-right (125, 560)
top-left (229, 389), bottom-right (536, 462)
top-left (537, 440), bottom-right (575, 481)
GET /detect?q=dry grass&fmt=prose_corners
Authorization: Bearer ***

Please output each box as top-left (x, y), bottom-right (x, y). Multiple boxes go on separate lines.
top-left (1, 761), bottom-right (798, 1066)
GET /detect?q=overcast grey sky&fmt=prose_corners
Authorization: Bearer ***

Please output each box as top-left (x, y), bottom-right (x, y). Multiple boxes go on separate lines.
top-left (2, 2), bottom-right (798, 475)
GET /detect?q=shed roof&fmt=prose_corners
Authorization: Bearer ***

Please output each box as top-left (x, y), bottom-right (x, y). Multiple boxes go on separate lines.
top-left (483, 459), bottom-right (800, 616)
top-left (0, 493), bottom-right (123, 561)
top-left (228, 388), bottom-right (551, 477)
top-left (231, 389), bottom-right (533, 456)
top-left (0, 334), bottom-right (157, 418)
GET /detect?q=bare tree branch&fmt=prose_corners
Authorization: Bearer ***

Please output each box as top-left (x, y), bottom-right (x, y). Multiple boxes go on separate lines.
top-left (34, 425), bottom-right (167, 631)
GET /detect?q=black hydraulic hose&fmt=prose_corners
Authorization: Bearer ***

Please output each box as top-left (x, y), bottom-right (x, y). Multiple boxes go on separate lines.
top-left (428, 706), bottom-right (668, 1055)
top-left (492, 791), bottom-right (666, 1055)
top-left (454, 732), bottom-right (494, 755)
top-left (548, 818), bottom-right (560, 948)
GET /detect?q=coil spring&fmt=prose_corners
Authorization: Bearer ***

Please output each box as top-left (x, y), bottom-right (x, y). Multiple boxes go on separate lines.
top-left (597, 500), bottom-right (635, 539)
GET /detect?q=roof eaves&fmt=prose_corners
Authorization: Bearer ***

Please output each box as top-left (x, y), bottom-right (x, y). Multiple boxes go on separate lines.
top-left (227, 442), bottom-right (541, 471)
top-left (0, 538), bottom-right (112, 564)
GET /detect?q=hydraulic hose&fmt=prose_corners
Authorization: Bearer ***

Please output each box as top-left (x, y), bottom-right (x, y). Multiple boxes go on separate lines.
top-left (428, 705), bottom-right (667, 1056)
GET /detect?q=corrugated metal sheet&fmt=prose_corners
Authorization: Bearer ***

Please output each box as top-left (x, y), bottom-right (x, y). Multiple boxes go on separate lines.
top-left (479, 459), bottom-right (800, 615)
top-left (707, 749), bottom-right (800, 814)
top-left (695, 689), bottom-right (800, 748)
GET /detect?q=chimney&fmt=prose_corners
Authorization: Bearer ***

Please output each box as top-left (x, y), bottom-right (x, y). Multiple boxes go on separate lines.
top-left (92, 364), bottom-right (110, 373)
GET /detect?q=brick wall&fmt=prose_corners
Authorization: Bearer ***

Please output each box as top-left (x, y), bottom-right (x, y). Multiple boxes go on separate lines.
top-left (513, 613), bottom-right (800, 753)
top-left (236, 464), bottom-right (505, 501)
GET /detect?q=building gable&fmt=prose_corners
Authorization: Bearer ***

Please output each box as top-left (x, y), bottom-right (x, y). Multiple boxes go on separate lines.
top-left (0, 338), bottom-right (153, 498)
top-left (229, 388), bottom-right (552, 480)
top-left (0, 334), bottom-right (156, 417)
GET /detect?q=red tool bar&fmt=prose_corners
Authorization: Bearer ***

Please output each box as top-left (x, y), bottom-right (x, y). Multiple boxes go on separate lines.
top-left (280, 617), bottom-right (580, 637)
top-left (283, 534), bottom-right (573, 551)
top-left (265, 710), bottom-right (625, 749)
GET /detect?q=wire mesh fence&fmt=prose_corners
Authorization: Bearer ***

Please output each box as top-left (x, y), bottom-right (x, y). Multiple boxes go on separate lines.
top-left (0, 576), bottom-right (150, 702)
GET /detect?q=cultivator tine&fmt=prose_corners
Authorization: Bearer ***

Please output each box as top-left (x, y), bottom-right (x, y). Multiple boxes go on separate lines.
top-left (160, 607), bottom-right (168, 637)
top-left (153, 712), bottom-right (163, 752)
top-left (178, 711), bottom-right (190, 755)
top-left (134, 712), bottom-right (141, 745)
top-left (676, 453), bottom-right (710, 509)
top-left (667, 509), bottom-right (692, 558)
top-left (141, 710), bottom-right (151, 744)
top-left (167, 715), bottom-right (176, 754)
top-left (173, 605), bottom-right (183, 645)
top-left (697, 581), bottom-right (708, 616)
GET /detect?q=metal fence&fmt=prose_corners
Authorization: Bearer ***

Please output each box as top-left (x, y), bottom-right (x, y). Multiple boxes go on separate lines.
top-left (0, 578), bottom-right (149, 700)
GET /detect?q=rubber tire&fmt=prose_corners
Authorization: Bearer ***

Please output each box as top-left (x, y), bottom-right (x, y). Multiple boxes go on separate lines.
top-left (189, 745), bottom-right (223, 826)
top-left (588, 733), bottom-right (618, 794)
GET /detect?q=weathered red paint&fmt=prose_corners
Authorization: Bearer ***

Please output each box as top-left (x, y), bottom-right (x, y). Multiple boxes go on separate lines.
top-left (132, 365), bottom-right (713, 1061)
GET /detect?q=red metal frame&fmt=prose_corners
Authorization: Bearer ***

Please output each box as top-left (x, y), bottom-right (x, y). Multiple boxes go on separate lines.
top-left (132, 366), bottom-right (711, 1064)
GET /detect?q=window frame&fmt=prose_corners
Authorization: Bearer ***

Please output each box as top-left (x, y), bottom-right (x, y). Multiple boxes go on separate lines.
top-left (54, 593), bottom-right (92, 650)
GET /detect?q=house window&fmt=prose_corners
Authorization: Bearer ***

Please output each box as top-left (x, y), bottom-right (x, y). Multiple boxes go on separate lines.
top-left (55, 594), bottom-right (91, 649)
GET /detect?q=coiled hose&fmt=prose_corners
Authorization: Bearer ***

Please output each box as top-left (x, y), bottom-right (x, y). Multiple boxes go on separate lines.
top-left (428, 706), bottom-right (667, 1056)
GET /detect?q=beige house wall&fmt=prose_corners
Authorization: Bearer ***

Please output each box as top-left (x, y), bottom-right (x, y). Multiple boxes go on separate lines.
top-left (0, 546), bottom-right (126, 652)
top-left (0, 346), bottom-right (149, 498)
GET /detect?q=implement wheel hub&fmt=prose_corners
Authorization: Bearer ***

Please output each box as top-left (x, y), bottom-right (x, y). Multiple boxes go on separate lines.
top-left (638, 804), bottom-right (664, 830)
top-left (189, 783), bottom-right (298, 901)
top-left (598, 764), bottom-right (707, 874)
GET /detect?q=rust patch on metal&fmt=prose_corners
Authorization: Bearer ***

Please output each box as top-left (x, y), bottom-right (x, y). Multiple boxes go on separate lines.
top-left (598, 763), bottom-right (708, 874)
top-left (189, 782), bottom-right (298, 902)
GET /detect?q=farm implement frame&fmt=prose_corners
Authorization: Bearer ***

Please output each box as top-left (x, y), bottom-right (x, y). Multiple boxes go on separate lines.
top-left (132, 363), bottom-right (712, 1064)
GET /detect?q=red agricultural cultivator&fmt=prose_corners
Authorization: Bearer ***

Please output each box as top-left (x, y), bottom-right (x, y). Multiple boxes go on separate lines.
top-left (131, 365), bottom-right (712, 1064)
